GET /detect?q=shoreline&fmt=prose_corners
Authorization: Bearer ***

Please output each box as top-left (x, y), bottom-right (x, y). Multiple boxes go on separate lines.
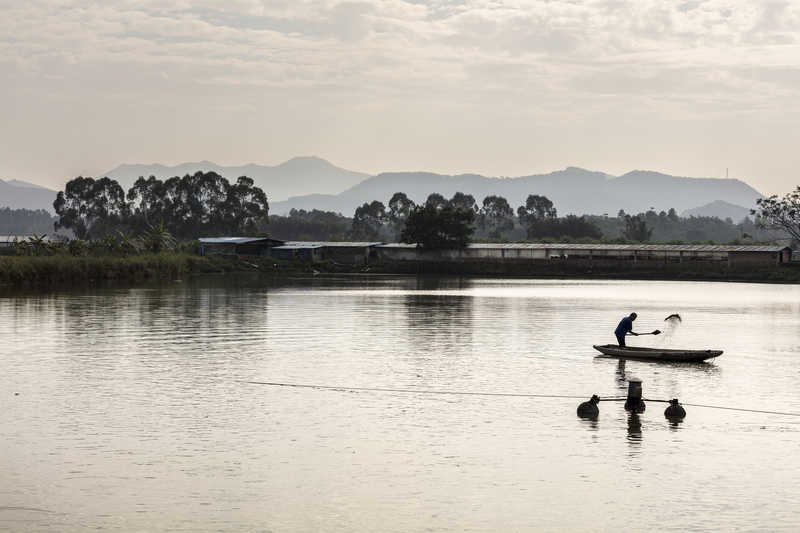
top-left (2, 254), bottom-right (799, 289)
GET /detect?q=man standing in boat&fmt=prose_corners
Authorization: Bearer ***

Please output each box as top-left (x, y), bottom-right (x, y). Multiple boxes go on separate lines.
top-left (615, 313), bottom-right (638, 346)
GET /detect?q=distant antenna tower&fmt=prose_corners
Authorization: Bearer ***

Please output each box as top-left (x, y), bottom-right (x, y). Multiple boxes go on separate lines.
top-left (726, 167), bottom-right (729, 179)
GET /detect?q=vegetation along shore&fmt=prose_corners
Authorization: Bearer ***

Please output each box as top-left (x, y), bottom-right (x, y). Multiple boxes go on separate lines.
top-left (0, 172), bottom-right (798, 287)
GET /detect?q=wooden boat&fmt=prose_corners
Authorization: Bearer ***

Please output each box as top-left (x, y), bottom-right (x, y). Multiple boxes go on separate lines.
top-left (593, 344), bottom-right (723, 362)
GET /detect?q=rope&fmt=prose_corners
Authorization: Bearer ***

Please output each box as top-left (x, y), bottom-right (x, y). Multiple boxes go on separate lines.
top-left (680, 403), bottom-right (800, 417)
top-left (241, 381), bottom-right (800, 417)
top-left (242, 381), bottom-right (588, 400)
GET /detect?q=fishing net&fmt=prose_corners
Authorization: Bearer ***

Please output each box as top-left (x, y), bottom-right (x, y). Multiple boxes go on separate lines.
top-left (656, 313), bottom-right (682, 345)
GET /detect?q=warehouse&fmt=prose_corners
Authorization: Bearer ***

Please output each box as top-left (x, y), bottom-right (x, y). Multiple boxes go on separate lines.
top-left (198, 237), bottom-right (284, 256)
top-left (282, 242), bottom-right (381, 265)
top-left (373, 243), bottom-right (793, 266)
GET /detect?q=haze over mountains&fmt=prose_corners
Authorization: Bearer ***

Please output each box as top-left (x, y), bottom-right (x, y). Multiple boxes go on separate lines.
top-left (0, 179), bottom-right (58, 212)
top-left (1, 157), bottom-right (763, 220)
top-left (271, 166), bottom-right (763, 218)
top-left (103, 156), bottom-right (370, 202)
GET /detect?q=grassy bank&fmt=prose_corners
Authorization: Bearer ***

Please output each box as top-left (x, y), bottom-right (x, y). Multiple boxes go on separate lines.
top-left (0, 253), bottom-right (311, 286)
top-left (3, 253), bottom-right (798, 287)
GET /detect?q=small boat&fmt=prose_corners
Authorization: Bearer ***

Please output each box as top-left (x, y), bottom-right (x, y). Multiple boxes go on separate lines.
top-left (593, 344), bottom-right (722, 363)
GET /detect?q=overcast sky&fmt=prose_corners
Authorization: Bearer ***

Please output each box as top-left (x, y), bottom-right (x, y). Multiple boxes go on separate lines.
top-left (1, 0), bottom-right (799, 194)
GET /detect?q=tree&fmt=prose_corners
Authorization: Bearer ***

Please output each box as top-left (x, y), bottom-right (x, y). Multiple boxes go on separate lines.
top-left (220, 176), bottom-right (269, 235)
top-left (0, 207), bottom-right (57, 235)
top-left (479, 195), bottom-right (514, 239)
top-left (127, 176), bottom-right (167, 232)
top-left (752, 186), bottom-right (800, 242)
top-left (667, 208), bottom-right (679, 222)
top-left (518, 194), bottom-right (557, 223)
top-left (54, 176), bottom-right (130, 239)
top-left (424, 193), bottom-right (448, 210)
top-left (268, 209), bottom-right (351, 241)
top-left (140, 222), bottom-right (176, 253)
top-left (352, 200), bottom-right (386, 240)
top-left (400, 203), bottom-right (474, 249)
top-left (388, 192), bottom-right (416, 238)
top-left (518, 194), bottom-right (558, 238)
top-left (449, 192), bottom-right (478, 213)
top-left (623, 214), bottom-right (652, 241)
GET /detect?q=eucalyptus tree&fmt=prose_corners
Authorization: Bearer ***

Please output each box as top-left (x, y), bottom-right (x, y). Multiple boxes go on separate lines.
top-left (388, 192), bottom-right (416, 239)
top-left (352, 200), bottom-right (387, 240)
top-left (479, 195), bottom-right (514, 239)
top-left (401, 203), bottom-right (474, 249)
top-left (54, 176), bottom-right (130, 239)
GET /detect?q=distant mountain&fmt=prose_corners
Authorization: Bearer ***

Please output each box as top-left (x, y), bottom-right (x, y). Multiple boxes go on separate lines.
top-left (6, 179), bottom-right (48, 190)
top-left (103, 156), bottom-right (370, 202)
top-left (0, 179), bottom-right (57, 212)
top-left (682, 200), bottom-right (753, 222)
top-left (271, 167), bottom-right (764, 217)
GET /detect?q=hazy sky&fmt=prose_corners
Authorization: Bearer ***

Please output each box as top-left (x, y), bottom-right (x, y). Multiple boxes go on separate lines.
top-left (2, 0), bottom-right (799, 194)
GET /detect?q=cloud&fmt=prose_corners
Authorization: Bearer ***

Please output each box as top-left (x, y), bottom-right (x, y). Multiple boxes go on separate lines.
top-left (2, 0), bottom-right (798, 104)
top-left (1, 0), bottom-right (799, 193)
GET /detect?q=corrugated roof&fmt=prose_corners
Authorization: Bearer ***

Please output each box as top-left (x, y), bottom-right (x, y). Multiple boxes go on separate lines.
top-left (284, 241), bottom-right (383, 248)
top-left (375, 243), bottom-right (790, 252)
top-left (199, 237), bottom-right (277, 244)
top-left (272, 244), bottom-right (324, 249)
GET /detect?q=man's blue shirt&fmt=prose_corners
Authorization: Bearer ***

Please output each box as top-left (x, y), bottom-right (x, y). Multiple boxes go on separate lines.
top-left (615, 316), bottom-right (633, 337)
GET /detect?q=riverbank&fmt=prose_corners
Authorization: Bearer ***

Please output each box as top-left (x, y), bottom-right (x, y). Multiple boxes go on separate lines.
top-left (0, 253), bottom-right (313, 287)
top-left (2, 253), bottom-right (799, 287)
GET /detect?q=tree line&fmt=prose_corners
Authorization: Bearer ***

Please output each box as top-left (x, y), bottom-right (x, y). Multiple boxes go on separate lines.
top-left (0, 207), bottom-right (57, 236)
top-left (18, 174), bottom-right (800, 251)
top-left (351, 192), bottom-right (603, 247)
top-left (53, 172), bottom-right (269, 240)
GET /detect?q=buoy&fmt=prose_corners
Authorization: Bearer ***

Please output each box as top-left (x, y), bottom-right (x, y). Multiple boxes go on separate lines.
top-left (624, 378), bottom-right (646, 413)
top-left (577, 394), bottom-right (600, 418)
top-left (664, 398), bottom-right (686, 419)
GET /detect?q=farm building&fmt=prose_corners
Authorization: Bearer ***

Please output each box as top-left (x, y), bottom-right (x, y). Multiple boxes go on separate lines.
top-left (270, 243), bottom-right (324, 262)
top-left (282, 242), bottom-right (381, 265)
top-left (198, 237), bottom-right (284, 256)
top-left (374, 243), bottom-right (793, 266)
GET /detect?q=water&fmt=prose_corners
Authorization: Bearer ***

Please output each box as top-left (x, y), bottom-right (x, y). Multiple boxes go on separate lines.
top-left (1, 276), bottom-right (799, 532)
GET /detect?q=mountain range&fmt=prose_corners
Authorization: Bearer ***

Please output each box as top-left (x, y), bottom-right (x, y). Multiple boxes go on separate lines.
top-left (0, 179), bottom-right (58, 212)
top-left (102, 156), bottom-right (370, 202)
top-left (681, 200), bottom-right (753, 222)
top-left (1, 158), bottom-right (762, 220)
top-left (271, 167), bottom-right (762, 218)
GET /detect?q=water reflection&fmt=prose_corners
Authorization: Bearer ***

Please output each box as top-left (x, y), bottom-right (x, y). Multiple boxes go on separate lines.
top-left (627, 412), bottom-right (643, 442)
top-left (2, 277), bottom-right (800, 532)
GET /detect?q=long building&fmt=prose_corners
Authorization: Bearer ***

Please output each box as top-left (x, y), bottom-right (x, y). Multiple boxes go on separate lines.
top-left (198, 237), bottom-right (794, 267)
top-left (374, 243), bottom-right (794, 266)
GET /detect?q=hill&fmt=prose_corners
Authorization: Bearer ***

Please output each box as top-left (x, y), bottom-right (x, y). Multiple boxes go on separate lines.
top-left (0, 179), bottom-right (58, 212)
top-left (271, 167), bottom-right (764, 216)
top-left (681, 200), bottom-right (753, 222)
top-left (103, 156), bottom-right (370, 202)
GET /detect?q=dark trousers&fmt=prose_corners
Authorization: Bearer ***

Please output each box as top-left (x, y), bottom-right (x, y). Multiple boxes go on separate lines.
top-left (616, 334), bottom-right (626, 347)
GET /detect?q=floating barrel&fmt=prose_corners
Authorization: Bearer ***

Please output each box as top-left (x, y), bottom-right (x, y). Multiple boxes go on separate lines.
top-left (577, 394), bottom-right (600, 419)
top-left (664, 398), bottom-right (686, 419)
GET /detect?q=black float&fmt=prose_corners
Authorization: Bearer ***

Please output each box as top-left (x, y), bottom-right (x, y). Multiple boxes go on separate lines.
top-left (577, 379), bottom-right (687, 420)
top-left (576, 394), bottom-right (600, 418)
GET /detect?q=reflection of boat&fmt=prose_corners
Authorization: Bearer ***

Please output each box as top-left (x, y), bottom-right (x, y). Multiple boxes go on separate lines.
top-left (593, 345), bottom-right (722, 363)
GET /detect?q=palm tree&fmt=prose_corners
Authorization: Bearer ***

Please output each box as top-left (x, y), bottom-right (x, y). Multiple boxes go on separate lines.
top-left (140, 222), bottom-right (176, 253)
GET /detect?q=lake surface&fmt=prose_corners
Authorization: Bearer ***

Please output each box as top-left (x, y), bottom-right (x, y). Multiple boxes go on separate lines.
top-left (1, 276), bottom-right (799, 532)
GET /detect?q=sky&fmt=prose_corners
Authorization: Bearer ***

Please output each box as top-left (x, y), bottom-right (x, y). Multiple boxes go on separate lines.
top-left (1, 0), bottom-right (799, 195)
